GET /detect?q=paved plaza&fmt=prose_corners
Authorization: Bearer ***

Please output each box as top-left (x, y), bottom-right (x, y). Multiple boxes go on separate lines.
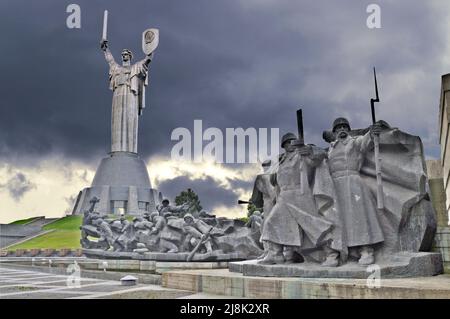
top-left (0, 265), bottom-right (235, 299)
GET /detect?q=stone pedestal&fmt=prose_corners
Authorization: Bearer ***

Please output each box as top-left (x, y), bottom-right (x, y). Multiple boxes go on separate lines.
top-left (72, 152), bottom-right (160, 216)
top-left (229, 252), bottom-right (443, 279)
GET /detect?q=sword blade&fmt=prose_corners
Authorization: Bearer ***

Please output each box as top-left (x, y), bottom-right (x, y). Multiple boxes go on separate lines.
top-left (102, 10), bottom-right (108, 40)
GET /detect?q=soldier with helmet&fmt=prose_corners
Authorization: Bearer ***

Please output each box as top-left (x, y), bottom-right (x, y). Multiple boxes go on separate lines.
top-left (182, 213), bottom-right (214, 254)
top-left (322, 117), bottom-right (384, 267)
top-left (259, 132), bottom-right (333, 264)
top-left (92, 216), bottom-right (117, 251)
top-left (156, 198), bottom-right (191, 218)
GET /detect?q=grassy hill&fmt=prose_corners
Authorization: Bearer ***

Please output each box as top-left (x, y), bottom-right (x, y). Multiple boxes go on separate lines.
top-left (8, 215), bottom-right (82, 250)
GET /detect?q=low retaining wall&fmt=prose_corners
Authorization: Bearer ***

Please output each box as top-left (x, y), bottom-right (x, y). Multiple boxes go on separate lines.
top-left (0, 248), bottom-right (83, 258)
top-left (162, 269), bottom-right (450, 299)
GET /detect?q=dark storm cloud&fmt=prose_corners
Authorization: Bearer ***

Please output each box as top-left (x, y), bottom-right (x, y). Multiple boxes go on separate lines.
top-left (0, 172), bottom-right (36, 201)
top-left (0, 0), bottom-right (446, 169)
top-left (156, 176), bottom-right (239, 212)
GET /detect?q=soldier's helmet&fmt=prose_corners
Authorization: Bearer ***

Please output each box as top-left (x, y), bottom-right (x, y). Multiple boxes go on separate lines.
top-left (281, 132), bottom-right (297, 148)
top-left (252, 211), bottom-right (261, 216)
top-left (162, 199), bottom-right (170, 205)
top-left (183, 213), bottom-right (194, 223)
top-left (332, 117), bottom-right (351, 132)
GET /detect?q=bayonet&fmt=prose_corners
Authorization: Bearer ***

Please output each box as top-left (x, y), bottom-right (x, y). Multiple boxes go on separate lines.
top-left (370, 67), bottom-right (379, 124)
top-left (370, 67), bottom-right (384, 210)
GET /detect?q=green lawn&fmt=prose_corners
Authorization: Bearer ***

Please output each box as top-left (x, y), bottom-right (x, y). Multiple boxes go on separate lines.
top-left (8, 215), bottom-right (82, 250)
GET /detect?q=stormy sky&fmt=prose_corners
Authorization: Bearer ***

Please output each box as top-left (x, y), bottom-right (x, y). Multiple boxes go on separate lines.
top-left (0, 0), bottom-right (448, 222)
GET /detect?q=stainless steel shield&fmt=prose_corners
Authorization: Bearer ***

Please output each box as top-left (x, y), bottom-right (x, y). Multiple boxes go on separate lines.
top-left (142, 28), bottom-right (159, 55)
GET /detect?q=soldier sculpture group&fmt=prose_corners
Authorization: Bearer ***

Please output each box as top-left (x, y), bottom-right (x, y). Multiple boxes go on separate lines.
top-left (248, 115), bottom-right (435, 267)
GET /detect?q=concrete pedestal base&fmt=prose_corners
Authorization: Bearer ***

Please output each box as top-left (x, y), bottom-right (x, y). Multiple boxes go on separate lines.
top-left (82, 248), bottom-right (247, 262)
top-left (72, 152), bottom-right (159, 216)
top-left (229, 252), bottom-right (443, 279)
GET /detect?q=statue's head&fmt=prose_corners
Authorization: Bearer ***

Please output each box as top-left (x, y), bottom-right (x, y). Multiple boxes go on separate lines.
top-left (332, 117), bottom-right (351, 139)
top-left (183, 213), bottom-right (194, 224)
top-left (253, 211), bottom-right (261, 217)
top-left (281, 132), bottom-right (297, 152)
top-left (162, 199), bottom-right (170, 207)
top-left (121, 49), bottom-right (133, 64)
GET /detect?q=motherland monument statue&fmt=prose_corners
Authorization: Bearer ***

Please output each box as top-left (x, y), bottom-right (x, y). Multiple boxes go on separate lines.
top-left (76, 12), bottom-right (264, 262)
top-left (72, 11), bottom-right (161, 216)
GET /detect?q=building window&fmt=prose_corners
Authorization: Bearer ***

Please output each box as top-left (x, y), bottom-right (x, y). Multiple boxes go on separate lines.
top-left (138, 201), bottom-right (149, 211)
top-left (111, 200), bottom-right (127, 215)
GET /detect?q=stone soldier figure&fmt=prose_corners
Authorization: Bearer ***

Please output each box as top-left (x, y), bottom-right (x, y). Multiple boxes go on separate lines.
top-left (80, 197), bottom-right (101, 247)
top-left (325, 118), bottom-right (384, 266)
top-left (249, 159), bottom-right (277, 259)
top-left (147, 212), bottom-right (181, 253)
top-left (182, 213), bottom-right (216, 254)
top-left (250, 160), bottom-right (277, 214)
top-left (259, 133), bottom-right (334, 264)
top-left (156, 199), bottom-right (190, 218)
top-left (100, 39), bottom-right (153, 153)
top-left (92, 217), bottom-right (117, 251)
top-left (116, 214), bottom-right (134, 251)
top-left (246, 211), bottom-right (263, 247)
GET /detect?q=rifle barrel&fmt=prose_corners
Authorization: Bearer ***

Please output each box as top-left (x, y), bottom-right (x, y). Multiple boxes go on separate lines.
top-left (296, 109), bottom-right (304, 144)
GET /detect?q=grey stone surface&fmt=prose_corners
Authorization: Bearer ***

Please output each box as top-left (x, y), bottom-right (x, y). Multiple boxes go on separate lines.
top-left (426, 159), bottom-right (448, 227)
top-left (162, 268), bottom-right (450, 299)
top-left (438, 74), bottom-right (450, 225)
top-left (0, 265), bottom-right (191, 299)
top-left (82, 248), bottom-right (245, 262)
top-left (73, 153), bottom-right (160, 216)
top-left (244, 112), bottom-right (440, 278)
top-left (80, 208), bottom-right (262, 261)
top-left (72, 27), bottom-right (160, 217)
top-left (101, 35), bottom-right (155, 153)
top-left (230, 252), bottom-right (443, 279)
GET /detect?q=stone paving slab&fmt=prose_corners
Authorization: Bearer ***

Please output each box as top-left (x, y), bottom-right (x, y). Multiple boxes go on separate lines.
top-left (0, 257), bottom-right (229, 274)
top-left (0, 264), bottom-right (214, 299)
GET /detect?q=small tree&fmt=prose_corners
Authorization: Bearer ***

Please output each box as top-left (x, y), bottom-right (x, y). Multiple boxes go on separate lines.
top-left (175, 188), bottom-right (202, 213)
top-left (247, 203), bottom-right (258, 217)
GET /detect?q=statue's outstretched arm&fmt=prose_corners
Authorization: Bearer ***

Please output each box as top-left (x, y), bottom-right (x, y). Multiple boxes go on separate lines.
top-left (143, 52), bottom-right (154, 66)
top-left (101, 40), bottom-right (117, 68)
top-left (104, 48), bottom-right (118, 69)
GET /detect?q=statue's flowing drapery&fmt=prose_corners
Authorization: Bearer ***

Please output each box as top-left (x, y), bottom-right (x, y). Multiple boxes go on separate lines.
top-left (105, 49), bottom-right (148, 153)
